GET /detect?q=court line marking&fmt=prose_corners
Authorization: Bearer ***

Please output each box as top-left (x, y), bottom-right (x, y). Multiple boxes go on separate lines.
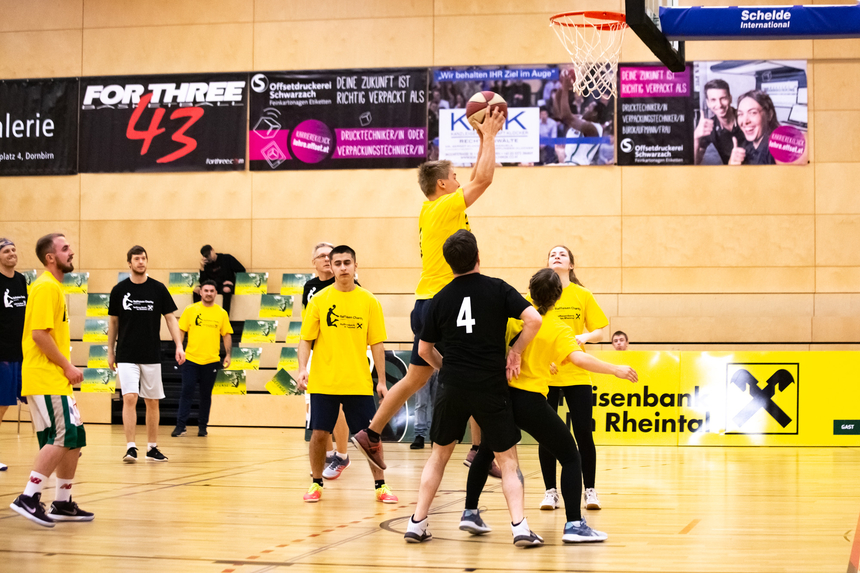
top-left (679, 519), bottom-right (701, 534)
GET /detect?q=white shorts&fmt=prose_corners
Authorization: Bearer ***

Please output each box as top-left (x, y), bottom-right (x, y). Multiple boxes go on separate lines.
top-left (117, 363), bottom-right (164, 400)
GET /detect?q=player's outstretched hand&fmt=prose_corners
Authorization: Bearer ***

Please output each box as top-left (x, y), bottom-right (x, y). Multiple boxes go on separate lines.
top-left (297, 370), bottom-right (309, 392)
top-left (506, 349), bottom-right (522, 381)
top-left (614, 366), bottom-right (638, 383)
top-left (476, 108), bottom-right (505, 139)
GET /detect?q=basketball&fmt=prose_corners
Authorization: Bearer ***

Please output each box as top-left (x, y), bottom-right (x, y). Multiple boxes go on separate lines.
top-left (465, 91), bottom-right (508, 129)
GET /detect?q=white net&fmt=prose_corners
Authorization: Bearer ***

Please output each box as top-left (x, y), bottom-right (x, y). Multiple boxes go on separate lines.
top-left (550, 11), bottom-right (627, 99)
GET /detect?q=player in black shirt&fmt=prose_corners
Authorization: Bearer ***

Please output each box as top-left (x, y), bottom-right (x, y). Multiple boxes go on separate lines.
top-left (404, 230), bottom-right (545, 547)
top-left (194, 245), bottom-right (245, 315)
top-left (0, 238), bottom-right (28, 471)
top-left (108, 246), bottom-right (185, 464)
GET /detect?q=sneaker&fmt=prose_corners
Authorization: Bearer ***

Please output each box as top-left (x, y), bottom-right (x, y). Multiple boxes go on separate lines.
top-left (322, 455), bottom-right (350, 480)
top-left (303, 483), bottom-right (323, 502)
top-left (10, 493), bottom-right (55, 528)
top-left (410, 435), bottom-right (425, 449)
top-left (584, 488), bottom-right (601, 509)
top-left (0, 462), bottom-right (7, 471)
top-left (512, 529), bottom-right (544, 547)
top-left (351, 430), bottom-right (386, 471)
top-left (310, 452), bottom-right (337, 477)
top-left (146, 446), bottom-right (168, 462)
top-left (459, 509), bottom-right (491, 535)
top-left (540, 488), bottom-right (560, 510)
top-left (563, 518), bottom-right (608, 543)
top-left (489, 460), bottom-right (502, 479)
top-left (404, 516), bottom-right (432, 543)
top-left (171, 427), bottom-right (186, 437)
top-left (122, 447), bottom-right (138, 463)
top-left (464, 447), bottom-right (477, 467)
top-left (375, 483), bottom-right (398, 503)
top-left (48, 497), bottom-right (95, 522)
top-left (198, 428), bottom-right (208, 437)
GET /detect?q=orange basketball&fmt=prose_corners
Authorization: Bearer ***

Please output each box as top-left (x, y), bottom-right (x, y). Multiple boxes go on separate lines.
top-left (465, 91), bottom-right (508, 130)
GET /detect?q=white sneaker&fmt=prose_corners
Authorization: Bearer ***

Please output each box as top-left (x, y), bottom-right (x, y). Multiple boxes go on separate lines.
top-left (584, 488), bottom-right (601, 510)
top-left (404, 515), bottom-right (432, 543)
top-left (511, 517), bottom-right (544, 547)
top-left (540, 488), bottom-right (559, 510)
top-left (0, 462), bottom-right (7, 471)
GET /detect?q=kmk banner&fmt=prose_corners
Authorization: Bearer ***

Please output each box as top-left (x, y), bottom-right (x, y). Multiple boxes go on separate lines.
top-left (248, 69), bottom-right (429, 170)
top-left (79, 74), bottom-right (248, 172)
top-left (0, 78), bottom-right (78, 176)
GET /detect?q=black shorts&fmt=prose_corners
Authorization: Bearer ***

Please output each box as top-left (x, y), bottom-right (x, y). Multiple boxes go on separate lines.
top-left (430, 385), bottom-right (521, 452)
top-left (309, 394), bottom-right (376, 434)
top-left (410, 299), bottom-right (433, 366)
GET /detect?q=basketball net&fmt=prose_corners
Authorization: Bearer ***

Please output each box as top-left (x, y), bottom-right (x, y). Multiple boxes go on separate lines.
top-left (550, 11), bottom-right (627, 99)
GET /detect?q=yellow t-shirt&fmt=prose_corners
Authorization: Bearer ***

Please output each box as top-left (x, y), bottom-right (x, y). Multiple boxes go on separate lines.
top-left (415, 188), bottom-right (470, 299)
top-left (178, 302), bottom-right (232, 365)
top-left (301, 286), bottom-right (386, 395)
top-left (21, 271), bottom-right (72, 396)
top-left (509, 310), bottom-right (581, 397)
top-left (550, 283), bottom-right (608, 386)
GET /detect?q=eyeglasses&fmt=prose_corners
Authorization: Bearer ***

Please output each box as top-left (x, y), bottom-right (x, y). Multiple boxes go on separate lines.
top-left (313, 254), bottom-right (330, 261)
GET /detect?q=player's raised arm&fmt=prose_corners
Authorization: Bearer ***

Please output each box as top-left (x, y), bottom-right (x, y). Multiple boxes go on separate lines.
top-left (462, 108), bottom-right (505, 207)
top-left (566, 351), bottom-right (638, 382)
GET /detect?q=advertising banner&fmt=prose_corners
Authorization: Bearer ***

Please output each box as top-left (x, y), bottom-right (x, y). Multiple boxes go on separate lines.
top-left (63, 272), bottom-right (89, 294)
top-left (0, 78), bottom-right (78, 176)
top-left (22, 270), bottom-right (38, 291)
top-left (83, 318), bottom-right (108, 342)
top-left (577, 351), bottom-right (860, 446)
top-left (248, 69), bottom-right (428, 171)
top-left (81, 368), bottom-right (116, 393)
top-left (285, 322), bottom-right (301, 344)
top-left (168, 272), bottom-right (198, 295)
top-left (234, 272), bottom-right (268, 295)
top-left (86, 294), bottom-right (110, 317)
top-left (266, 369), bottom-right (301, 395)
top-left (260, 295), bottom-right (294, 318)
top-left (87, 345), bottom-right (110, 368)
top-left (227, 347), bottom-right (261, 371)
top-left (241, 320), bottom-right (277, 344)
top-left (617, 60), bottom-right (808, 166)
top-left (278, 347), bottom-right (298, 371)
top-left (79, 73), bottom-right (248, 172)
top-left (430, 65), bottom-right (616, 166)
top-left (213, 370), bottom-right (246, 395)
top-left (281, 274), bottom-right (312, 296)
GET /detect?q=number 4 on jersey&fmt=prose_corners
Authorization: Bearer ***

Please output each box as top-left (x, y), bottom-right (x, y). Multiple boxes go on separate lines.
top-left (457, 297), bottom-right (476, 333)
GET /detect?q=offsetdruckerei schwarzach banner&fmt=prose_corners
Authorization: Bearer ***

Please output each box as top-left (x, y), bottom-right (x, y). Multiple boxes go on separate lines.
top-left (248, 69), bottom-right (429, 170)
top-left (0, 78), bottom-right (78, 176)
top-left (79, 73), bottom-right (248, 172)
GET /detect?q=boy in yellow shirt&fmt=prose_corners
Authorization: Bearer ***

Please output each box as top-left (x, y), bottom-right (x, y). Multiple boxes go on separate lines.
top-left (173, 280), bottom-right (232, 438)
top-left (10, 234), bottom-right (93, 527)
top-left (297, 246), bottom-right (395, 504)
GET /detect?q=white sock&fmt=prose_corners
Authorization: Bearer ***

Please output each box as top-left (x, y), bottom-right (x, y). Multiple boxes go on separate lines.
top-left (336, 451), bottom-right (348, 460)
top-left (511, 517), bottom-right (530, 535)
top-left (148, 443), bottom-right (157, 450)
top-left (326, 449), bottom-right (335, 458)
top-left (55, 478), bottom-right (73, 502)
top-left (127, 442), bottom-right (136, 450)
top-left (408, 515), bottom-right (428, 532)
top-left (23, 471), bottom-right (48, 497)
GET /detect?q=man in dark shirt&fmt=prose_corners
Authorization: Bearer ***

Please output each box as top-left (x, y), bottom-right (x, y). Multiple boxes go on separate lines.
top-left (694, 79), bottom-right (743, 165)
top-left (194, 245), bottom-right (245, 315)
top-left (404, 230), bottom-right (544, 547)
top-left (0, 238), bottom-right (28, 471)
top-left (109, 246), bottom-right (185, 464)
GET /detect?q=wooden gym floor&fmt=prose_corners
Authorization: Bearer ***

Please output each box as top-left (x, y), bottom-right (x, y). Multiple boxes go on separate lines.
top-left (0, 424), bottom-right (857, 573)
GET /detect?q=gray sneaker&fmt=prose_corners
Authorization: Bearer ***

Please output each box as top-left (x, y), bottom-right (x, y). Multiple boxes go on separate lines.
top-left (322, 455), bottom-right (350, 480)
top-left (459, 509), bottom-right (492, 535)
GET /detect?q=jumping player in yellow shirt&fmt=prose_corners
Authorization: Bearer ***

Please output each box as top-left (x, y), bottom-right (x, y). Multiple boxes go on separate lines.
top-left (352, 109), bottom-right (507, 469)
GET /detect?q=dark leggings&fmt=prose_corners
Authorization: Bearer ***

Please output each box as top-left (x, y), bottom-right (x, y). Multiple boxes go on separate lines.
top-left (465, 387), bottom-right (582, 522)
top-left (540, 385), bottom-right (596, 490)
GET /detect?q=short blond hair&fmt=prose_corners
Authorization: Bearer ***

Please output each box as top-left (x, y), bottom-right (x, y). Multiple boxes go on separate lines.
top-left (311, 242), bottom-right (334, 259)
top-left (417, 160), bottom-right (452, 198)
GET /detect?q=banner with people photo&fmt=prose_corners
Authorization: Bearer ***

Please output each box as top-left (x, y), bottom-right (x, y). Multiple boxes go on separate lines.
top-left (248, 69), bottom-right (429, 171)
top-left (0, 78), bottom-right (78, 176)
top-left (430, 65), bottom-right (616, 166)
top-left (616, 60), bottom-right (808, 166)
top-left (79, 73), bottom-right (248, 172)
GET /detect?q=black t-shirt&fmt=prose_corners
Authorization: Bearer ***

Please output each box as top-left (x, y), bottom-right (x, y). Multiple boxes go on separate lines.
top-left (699, 117), bottom-right (744, 165)
top-left (742, 134), bottom-right (777, 165)
top-left (200, 253), bottom-right (245, 287)
top-left (302, 276), bottom-right (360, 309)
top-left (109, 278), bottom-right (178, 364)
top-left (421, 273), bottom-right (530, 393)
top-left (0, 272), bottom-right (28, 361)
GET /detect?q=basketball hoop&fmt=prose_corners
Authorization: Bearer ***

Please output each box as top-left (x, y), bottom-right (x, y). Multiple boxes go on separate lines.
top-left (550, 11), bottom-right (627, 98)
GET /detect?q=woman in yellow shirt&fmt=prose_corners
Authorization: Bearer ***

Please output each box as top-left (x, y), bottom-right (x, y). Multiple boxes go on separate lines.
top-left (540, 245), bottom-right (609, 511)
top-left (461, 269), bottom-right (636, 543)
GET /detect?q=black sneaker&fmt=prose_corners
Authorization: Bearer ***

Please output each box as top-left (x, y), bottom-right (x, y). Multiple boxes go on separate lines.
top-left (410, 435), bottom-right (425, 449)
top-left (49, 497), bottom-right (95, 522)
top-left (10, 493), bottom-right (55, 528)
top-left (122, 447), bottom-right (138, 463)
top-left (198, 428), bottom-right (208, 437)
top-left (171, 427), bottom-right (186, 437)
top-left (146, 446), bottom-right (168, 462)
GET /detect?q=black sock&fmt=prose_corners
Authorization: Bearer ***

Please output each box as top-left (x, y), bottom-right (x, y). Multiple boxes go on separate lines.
top-left (470, 444), bottom-right (479, 451)
top-left (367, 429), bottom-right (381, 442)
top-left (375, 480), bottom-right (385, 489)
top-left (313, 478), bottom-right (323, 487)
